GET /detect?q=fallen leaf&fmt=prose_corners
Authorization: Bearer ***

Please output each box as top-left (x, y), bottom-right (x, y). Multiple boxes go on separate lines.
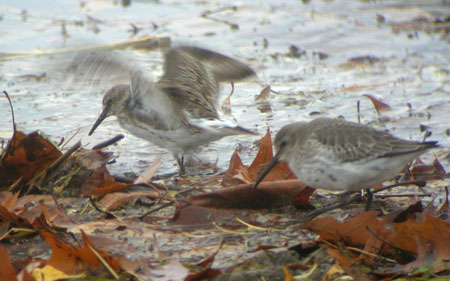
top-left (0, 191), bottom-right (20, 211)
top-left (282, 265), bottom-right (293, 281)
top-left (0, 204), bottom-right (35, 229)
top-left (185, 241), bottom-right (223, 281)
top-left (303, 203), bottom-right (450, 274)
top-left (50, 148), bottom-right (117, 196)
top-left (301, 211), bottom-right (388, 249)
top-left (0, 246), bottom-right (17, 281)
top-left (172, 202), bottom-right (233, 227)
top-left (437, 186), bottom-right (449, 215)
top-left (363, 94), bottom-right (391, 114)
top-left (340, 84), bottom-right (379, 92)
top-left (31, 265), bottom-right (85, 281)
top-left (255, 85), bottom-right (271, 101)
top-left (400, 225), bottom-right (450, 273)
top-left (327, 248), bottom-right (372, 281)
top-left (0, 131), bottom-right (62, 189)
top-left (187, 180), bottom-right (309, 209)
top-left (97, 191), bottom-right (160, 211)
top-left (41, 230), bottom-right (122, 276)
top-left (172, 180), bottom-right (311, 227)
top-left (222, 150), bottom-right (253, 186)
top-left (222, 128), bottom-right (296, 186)
top-left (134, 158), bottom-right (161, 184)
top-left (409, 158), bottom-right (447, 181)
top-left (389, 213), bottom-right (450, 272)
top-left (82, 182), bottom-right (132, 197)
top-left (152, 260), bottom-right (189, 281)
top-left (256, 102), bottom-right (272, 113)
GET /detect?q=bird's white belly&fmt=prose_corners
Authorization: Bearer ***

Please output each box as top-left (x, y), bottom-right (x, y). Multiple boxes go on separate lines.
top-left (288, 153), bottom-right (418, 192)
top-left (118, 118), bottom-right (223, 156)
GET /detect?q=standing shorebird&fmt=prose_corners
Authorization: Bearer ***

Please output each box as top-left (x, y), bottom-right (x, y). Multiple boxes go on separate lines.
top-left (86, 46), bottom-right (256, 173)
top-left (253, 118), bottom-right (438, 209)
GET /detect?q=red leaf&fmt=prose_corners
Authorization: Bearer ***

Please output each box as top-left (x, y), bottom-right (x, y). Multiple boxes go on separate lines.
top-left (363, 94), bottom-right (391, 114)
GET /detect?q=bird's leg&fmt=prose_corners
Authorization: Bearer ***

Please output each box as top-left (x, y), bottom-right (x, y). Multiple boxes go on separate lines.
top-left (364, 188), bottom-right (373, 211)
top-left (302, 188), bottom-right (375, 222)
top-left (336, 190), bottom-right (354, 198)
top-left (303, 193), bottom-right (361, 222)
top-left (177, 156), bottom-right (185, 175)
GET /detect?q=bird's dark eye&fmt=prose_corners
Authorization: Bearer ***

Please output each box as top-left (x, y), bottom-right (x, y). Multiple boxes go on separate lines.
top-left (279, 140), bottom-right (288, 147)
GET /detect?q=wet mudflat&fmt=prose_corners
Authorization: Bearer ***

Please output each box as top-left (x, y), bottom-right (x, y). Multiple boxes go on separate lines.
top-left (0, 0), bottom-right (449, 280)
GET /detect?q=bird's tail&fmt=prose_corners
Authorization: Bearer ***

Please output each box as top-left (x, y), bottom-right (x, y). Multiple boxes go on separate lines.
top-left (192, 118), bottom-right (257, 136)
top-left (384, 140), bottom-right (439, 157)
top-left (422, 141), bottom-right (439, 149)
top-left (221, 125), bottom-right (257, 136)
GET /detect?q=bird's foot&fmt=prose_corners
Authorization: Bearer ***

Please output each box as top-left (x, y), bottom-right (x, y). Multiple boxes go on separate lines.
top-left (364, 188), bottom-right (373, 211)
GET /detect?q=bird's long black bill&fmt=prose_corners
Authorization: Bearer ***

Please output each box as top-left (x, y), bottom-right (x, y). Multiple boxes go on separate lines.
top-left (253, 155), bottom-right (280, 189)
top-left (88, 105), bottom-right (110, 136)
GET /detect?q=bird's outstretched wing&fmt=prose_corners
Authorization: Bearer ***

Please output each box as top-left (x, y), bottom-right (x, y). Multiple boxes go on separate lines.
top-left (158, 46), bottom-right (255, 120)
top-left (69, 49), bottom-right (143, 89)
top-left (163, 46), bottom-right (255, 82)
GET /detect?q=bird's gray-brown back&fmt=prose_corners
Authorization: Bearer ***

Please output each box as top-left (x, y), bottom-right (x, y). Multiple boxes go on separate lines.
top-left (280, 118), bottom-right (437, 162)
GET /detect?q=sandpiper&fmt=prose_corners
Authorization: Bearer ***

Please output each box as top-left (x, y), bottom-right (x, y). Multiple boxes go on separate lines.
top-left (86, 46), bottom-right (256, 173)
top-left (253, 118), bottom-right (438, 208)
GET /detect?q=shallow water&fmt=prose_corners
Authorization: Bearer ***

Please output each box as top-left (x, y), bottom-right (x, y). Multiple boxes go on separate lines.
top-left (1, 0), bottom-right (449, 176)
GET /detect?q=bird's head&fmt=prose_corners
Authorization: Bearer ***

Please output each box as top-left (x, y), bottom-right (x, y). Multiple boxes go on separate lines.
top-left (88, 84), bottom-right (131, 136)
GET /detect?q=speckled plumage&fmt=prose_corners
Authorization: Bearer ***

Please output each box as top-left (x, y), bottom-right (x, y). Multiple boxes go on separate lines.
top-left (86, 46), bottom-right (255, 173)
top-left (254, 118), bottom-right (438, 192)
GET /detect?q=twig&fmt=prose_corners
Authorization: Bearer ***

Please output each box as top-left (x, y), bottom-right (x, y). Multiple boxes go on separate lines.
top-left (0, 35), bottom-right (171, 59)
top-left (0, 228), bottom-right (35, 241)
top-left (305, 179), bottom-right (429, 220)
top-left (201, 6), bottom-right (239, 30)
top-left (128, 23), bottom-right (141, 36)
top-left (270, 88), bottom-right (281, 95)
top-left (45, 140), bottom-right (82, 176)
top-left (376, 193), bottom-right (431, 199)
top-left (2, 90), bottom-right (16, 137)
top-left (139, 201), bottom-right (175, 220)
top-left (89, 197), bottom-right (118, 219)
top-left (201, 6), bottom-right (237, 16)
top-left (1, 91), bottom-right (17, 160)
top-left (301, 193), bottom-right (361, 222)
top-left (86, 242), bottom-right (120, 280)
top-left (113, 175), bottom-right (136, 183)
top-left (92, 134), bottom-right (125, 150)
top-left (57, 137), bottom-right (65, 147)
top-left (372, 179), bottom-right (426, 194)
top-left (364, 225), bottom-right (414, 263)
top-left (364, 225), bottom-right (395, 250)
top-left (235, 217), bottom-right (283, 232)
top-left (61, 128), bottom-right (80, 149)
top-left (292, 263), bottom-right (317, 280)
top-left (114, 175), bottom-right (184, 192)
top-left (25, 140), bottom-right (82, 195)
top-left (357, 100), bottom-right (361, 124)
top-left (213, 222), bottom-right (253, 235)
top-left (149, 172), bottom-right (179, 181)
top-left (180, 232), bottom-right (217, 238)
top-left (152, 233), bottom-right (164, 260)
top-left (346, 246), bottom-right (396, 263)
top-left (49, 182), bottom-right (76, 224)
